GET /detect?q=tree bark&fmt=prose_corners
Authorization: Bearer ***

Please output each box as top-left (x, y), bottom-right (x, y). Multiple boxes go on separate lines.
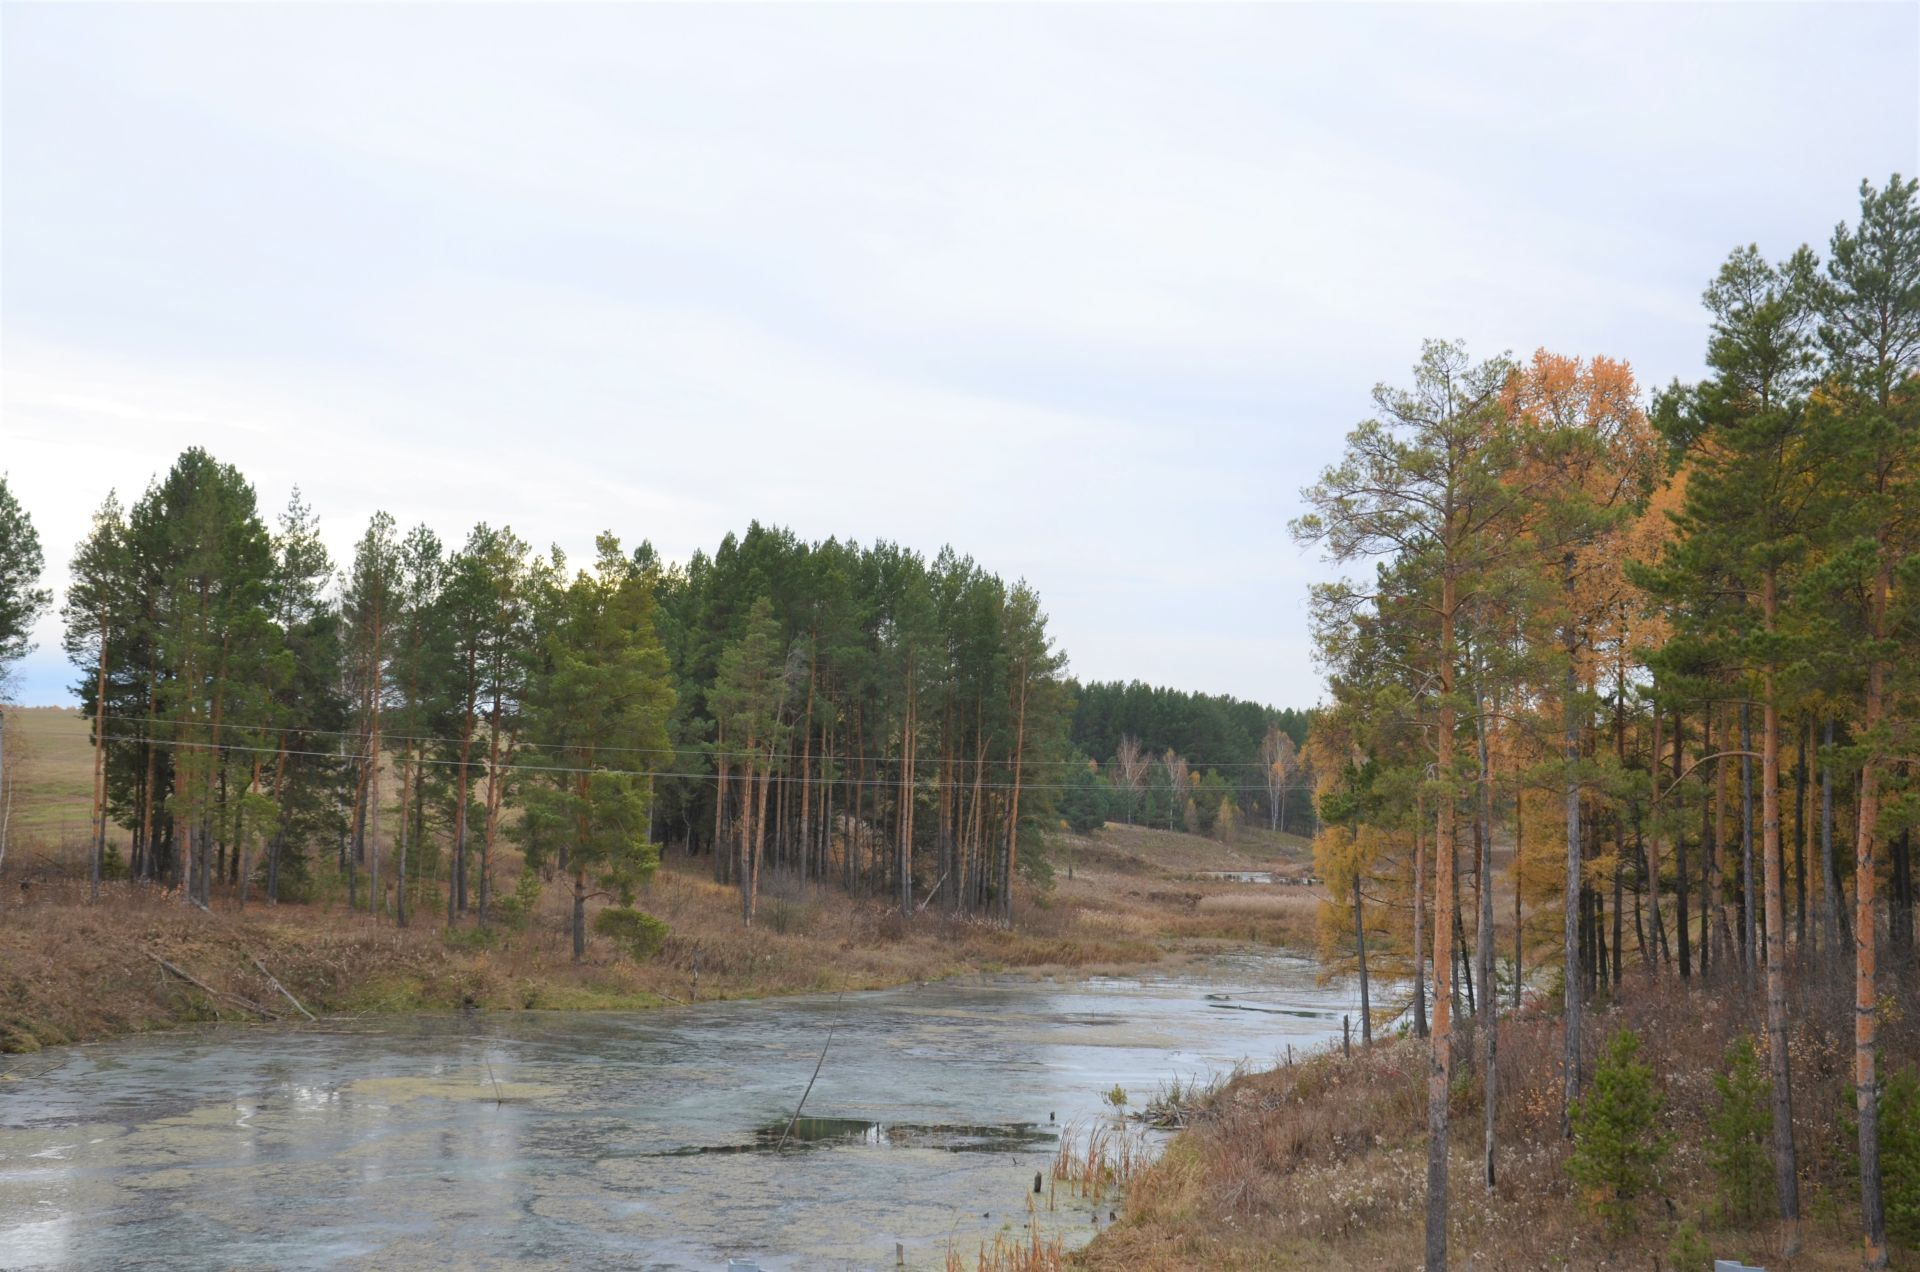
top-left (1003, 661), bottom-right (1029, 927)
top-left (1647, 706), bottom-right (1665, 978)
top-left (1675, 708), bottom-right (1691, 979)
top-left (1740, 702), bottom-right (1757, 993)
top-left (1473, 667), bottom-right (1497, 1189)
top-left (1561, 605), bottom-right (1582, 1131)
top-left (90, 617), bottom-right (110, 903)
top-left (1795, 721), bottom-right (1808, 950)
top-left (1414, 798), bottom-right (1429, 1040)
top-left (899, 664), bottom-right (915, 920)
top-left (1761, 571), bottom-right (1801, 1254)
top-left (1856, 561), bottom-right (1889, 1269)
top-left (572, 868), bottom-right (587, 962)
top-left (1425, 573), bottom-right (1458, 1272)
top-left (1353, 867), bottom-right (1371, 1047)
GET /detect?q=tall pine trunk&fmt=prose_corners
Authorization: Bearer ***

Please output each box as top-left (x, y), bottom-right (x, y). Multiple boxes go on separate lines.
top-left (89, 617), bottom-right (110, 903)
top-left (1425, 576), bottom-right (1458, 1271)
top-left (1647, 707), bottom-right (1665, 978)
top-left (1414, 798), bottom-right (1429, 1039)
top-left (1760, 573), bottom-right (1801, 1255)
top-left (1856, 560), bottom-right (1889, 1269)
top-left (1003, 662), bottom-right (1029, 927)
top-left (1561, 601), bottom-right (1583, 1130)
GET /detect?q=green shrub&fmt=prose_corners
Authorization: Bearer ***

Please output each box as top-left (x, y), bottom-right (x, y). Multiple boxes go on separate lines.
top-left (1567, 1027), bottom-right (1670, 1234)
top-left (490, 868), bottom-right (543, 933)
top-left (1844, 1063), bottom-right (1920, 1249)
top-left (1666, 1219), bottom-right (1711, 1271)
top-left (1707, 1035), bottom-right (1773, 1223)
top-left (593, 906), bottom-right (670, 961)
top-left (1884, 1066), bottom-right (1920, 1248)
top-left (442, 924), bottom-right (500, 952)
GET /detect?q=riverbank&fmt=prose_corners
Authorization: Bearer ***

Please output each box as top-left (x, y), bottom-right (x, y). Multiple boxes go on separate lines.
top-left (0, 948), bottom-right (1352, 1271)
top-left (0, 823), bottom-right (1319, 1054)
top-left (1075, 965), bottom-right (1920, 1271)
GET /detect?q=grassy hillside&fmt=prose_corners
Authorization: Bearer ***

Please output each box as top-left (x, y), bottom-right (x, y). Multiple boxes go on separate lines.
top-left (1, 707), bottom-right (92, 846)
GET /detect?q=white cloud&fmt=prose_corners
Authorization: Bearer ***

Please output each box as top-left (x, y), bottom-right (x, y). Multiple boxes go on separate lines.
top-left (2, 1), bottom-right (1914, 708)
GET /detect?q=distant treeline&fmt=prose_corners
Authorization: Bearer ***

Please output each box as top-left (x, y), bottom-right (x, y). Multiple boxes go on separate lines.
top-left (1064, 679), bottom-right (1314, 838)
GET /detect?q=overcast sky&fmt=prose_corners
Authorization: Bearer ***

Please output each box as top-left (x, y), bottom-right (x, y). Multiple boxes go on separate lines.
top-left (3, 3), bottom-right (1915, 710)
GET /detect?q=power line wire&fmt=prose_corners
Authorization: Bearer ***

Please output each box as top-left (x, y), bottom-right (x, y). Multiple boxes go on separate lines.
top-left (99, 732), bottom-right (1259, 794)
top-left (95, 712), bottom-right (1304, 772)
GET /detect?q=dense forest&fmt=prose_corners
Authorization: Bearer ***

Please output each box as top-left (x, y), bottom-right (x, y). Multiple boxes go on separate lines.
top-left (1064, 680), bottom-right (1313, 838)
top-left (0, 473), bottom-right (1311, 953)
top-left (1296, 175), bottom-right (1918, 1267)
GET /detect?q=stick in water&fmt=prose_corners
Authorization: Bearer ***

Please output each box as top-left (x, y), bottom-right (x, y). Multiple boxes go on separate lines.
top-left (482, 1052), bottom-right (503, 1104)
top-left (776, 993), bottom-right (844, 1150)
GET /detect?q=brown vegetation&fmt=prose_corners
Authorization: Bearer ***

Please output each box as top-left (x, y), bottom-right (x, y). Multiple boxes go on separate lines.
top-left (1078, 964), bottom-right (1920, 1271)
top-left (0, 710), bottom-right (1322, 1051)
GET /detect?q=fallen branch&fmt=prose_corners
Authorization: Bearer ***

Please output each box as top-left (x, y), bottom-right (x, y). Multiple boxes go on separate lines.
top-left (250, 956), bottom-right (317, 1021)
top-left (916, 872), bottom-right (949, 913)
top-left (143, 950), bottom-right (279, 1019)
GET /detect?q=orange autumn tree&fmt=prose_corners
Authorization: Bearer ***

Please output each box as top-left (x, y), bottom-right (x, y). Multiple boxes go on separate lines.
top-left (1502, 349), bottom-right (1663, 1126)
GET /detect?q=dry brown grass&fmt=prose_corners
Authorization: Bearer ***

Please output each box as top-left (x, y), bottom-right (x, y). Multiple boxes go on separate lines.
top-left (0, 852), bottom-right (1182, 1052)
top-left (1076, 964), bottom-right (1920, 1270)
top-left (946, 1200), bottom-right (1070, 1272)
top-left (0, 806), bottom-right (1326, 1053)
top-left (0, 724), bottom-right (1323, 1054)
top-left (1050, 1118), bottom-right (1153, 1206)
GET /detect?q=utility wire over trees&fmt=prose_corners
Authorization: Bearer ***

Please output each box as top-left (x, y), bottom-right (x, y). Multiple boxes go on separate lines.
top-left (46, 482), bottom-right (1092, 942)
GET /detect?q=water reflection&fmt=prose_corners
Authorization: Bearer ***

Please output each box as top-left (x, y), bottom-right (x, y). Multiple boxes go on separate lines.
top-left (0, 953), bottom-right (1356, 1270)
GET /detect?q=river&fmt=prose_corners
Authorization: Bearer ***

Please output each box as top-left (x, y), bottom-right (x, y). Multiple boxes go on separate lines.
top-left (0, 951), bottom-right (1359, 1270)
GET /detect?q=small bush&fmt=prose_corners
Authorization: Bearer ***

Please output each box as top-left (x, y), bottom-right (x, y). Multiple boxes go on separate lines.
top-left (1567, 1027), bottom-right (1670, 1235)
top-left (442, 924), bottom-right (500, 952)
top-left (1666, 1219), bottom-right (1711, 1271)
top-left (1844, 1063), bottom-right (1920, 1248)
top-left (1707, 1035), bottom-right (1773, 1223)
top-left (491, 868), bottom-right (543, 933)
top-left (1884, 1066), bottom-right (1920, 1248)
top-left (593, 906), bottom-right (670, 961)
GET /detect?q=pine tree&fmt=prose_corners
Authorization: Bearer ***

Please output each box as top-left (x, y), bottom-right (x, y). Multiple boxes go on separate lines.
top-left (1295, 339), bottom-right (1534, 1270)
top-left (710, 595), bottom-right (787, 924)
top-left (62, 493), bottom-right (129, 902)
top-left (1708, 1035), bottom-right (1774, 1224)
top-left (0, 473), bottom-right (51, 870)
top-left (341, 512), bottom-right (401, 917)
top-left (0, 474), bottom-right (50, 676)
top-left (523, 535), bottom-right (675, 960)
top-left (1814, 174), bottom-right (1920, 1271)
top-left (1567, 1028), bottom-right (1670, 1236)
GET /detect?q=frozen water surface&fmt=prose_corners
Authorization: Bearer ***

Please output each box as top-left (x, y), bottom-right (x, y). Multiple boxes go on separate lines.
top-left (0, 952), bottom-right (1357, 1270)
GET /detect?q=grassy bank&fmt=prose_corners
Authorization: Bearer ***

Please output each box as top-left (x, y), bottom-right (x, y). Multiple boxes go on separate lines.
top-left (0, 707), bottom-right (1320, 1051)
top-left (0, 835), bottom-right (1316, 1054)
top-left (1075, 965), bottom-right (1920, 1271)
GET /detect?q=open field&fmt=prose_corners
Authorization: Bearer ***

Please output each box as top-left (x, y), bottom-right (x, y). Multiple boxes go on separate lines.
top-left (0, 706), bottom-right (94, 846)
